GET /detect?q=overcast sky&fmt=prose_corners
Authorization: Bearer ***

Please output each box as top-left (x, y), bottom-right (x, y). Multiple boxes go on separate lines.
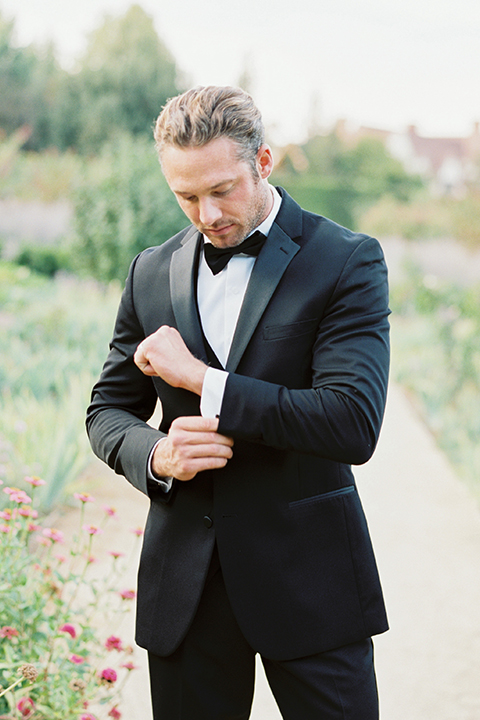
top-left (2, 0), bottom-right (480, 144)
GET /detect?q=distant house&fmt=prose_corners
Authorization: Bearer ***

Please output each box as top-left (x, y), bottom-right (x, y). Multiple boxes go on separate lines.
top-left (388, 124), bottom-right (480, 196)
top-left (333, 119), bottom-right (480, 196)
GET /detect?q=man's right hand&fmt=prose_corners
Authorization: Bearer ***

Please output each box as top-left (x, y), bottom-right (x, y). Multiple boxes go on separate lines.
top-left (152, 416), bottom-right (234, 481)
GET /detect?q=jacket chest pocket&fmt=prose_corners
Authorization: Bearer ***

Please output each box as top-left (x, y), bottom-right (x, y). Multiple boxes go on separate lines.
top-left (263, 317), bottom-right (318, 342)
top-left (288, 485), bottom-right (355, 509)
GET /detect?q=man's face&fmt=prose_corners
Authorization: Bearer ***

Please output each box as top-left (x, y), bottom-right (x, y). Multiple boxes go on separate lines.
top-left (161, 136), bottom-right (274, 248)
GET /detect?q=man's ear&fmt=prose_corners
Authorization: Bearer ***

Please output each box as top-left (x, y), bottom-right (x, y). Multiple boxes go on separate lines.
top-left (256, 144), bottom-right (274, 180)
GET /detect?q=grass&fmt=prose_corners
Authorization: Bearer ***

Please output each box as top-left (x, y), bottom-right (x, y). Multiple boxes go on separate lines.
top-left (390, 265), bottom-right (480, 498)
top-left (0, 262), bottom-right (121, 508)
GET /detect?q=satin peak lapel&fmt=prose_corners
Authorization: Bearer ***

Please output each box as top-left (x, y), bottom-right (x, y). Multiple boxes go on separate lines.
top-left (226, 225), bottom-right (300, 373)
top-left (169, 228), bottom-right (208, 363)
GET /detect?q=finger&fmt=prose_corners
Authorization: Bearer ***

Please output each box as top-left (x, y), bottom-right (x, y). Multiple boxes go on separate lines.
top-left (170, 420), bottom-right (234, 447)
top-left (174, 455), bottom-right (231, 481)
top-left (133, 344), bottom-right (149, 370)
top-left (171, 427), bottom-right (234, 448)
top-left (171, 416), bottom-right (220, 433)
top-left (139, 363), bottom-right (158, 376)
top-left (175, 441), bottom-right (234, 460)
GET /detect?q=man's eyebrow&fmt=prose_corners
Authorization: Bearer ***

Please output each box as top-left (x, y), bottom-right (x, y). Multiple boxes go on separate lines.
top-left (175, 179), bottom-right (235, 195)
top-left (210, 179), bottom-right (235, 190)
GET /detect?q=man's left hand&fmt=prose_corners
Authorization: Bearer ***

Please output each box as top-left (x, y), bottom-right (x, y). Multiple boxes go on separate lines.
top-left (134, 326), bottom-right (207, 396)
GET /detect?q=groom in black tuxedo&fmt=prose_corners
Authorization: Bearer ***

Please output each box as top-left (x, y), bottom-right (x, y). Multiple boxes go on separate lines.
top-left (87, 86), bottom-right (390, 719)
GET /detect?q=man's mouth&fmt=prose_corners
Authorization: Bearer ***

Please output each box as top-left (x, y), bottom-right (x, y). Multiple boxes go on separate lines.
top-left (204, 224), bottom-right (235, 236)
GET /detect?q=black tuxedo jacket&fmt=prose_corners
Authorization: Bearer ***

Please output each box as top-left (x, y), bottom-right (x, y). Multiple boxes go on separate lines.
top-left (87, 189), bottom-right (390, 661)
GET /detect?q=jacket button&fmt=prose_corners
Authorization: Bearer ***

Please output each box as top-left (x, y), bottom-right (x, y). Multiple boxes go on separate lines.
top-left (203, 515), bottom-right (213, 529)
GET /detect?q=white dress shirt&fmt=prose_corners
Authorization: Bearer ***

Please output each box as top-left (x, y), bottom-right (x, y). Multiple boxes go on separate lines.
top-left (150, 186), bottom-right (282, 486)
top-left (199, 185), bottom-right (282, 417)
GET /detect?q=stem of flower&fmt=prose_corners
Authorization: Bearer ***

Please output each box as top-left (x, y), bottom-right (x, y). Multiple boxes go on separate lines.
top-left (0, 675), bottom-right (24, 699)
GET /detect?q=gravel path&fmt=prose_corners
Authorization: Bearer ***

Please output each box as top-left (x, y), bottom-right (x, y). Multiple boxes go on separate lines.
top-left (69, 381), bottom-right (480, 718)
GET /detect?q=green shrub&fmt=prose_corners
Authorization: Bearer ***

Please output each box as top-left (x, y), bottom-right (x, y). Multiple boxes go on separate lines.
top-left (71, 134), bottom-right (186, 283)
top-left (14, 243), bottom-right (73, 277)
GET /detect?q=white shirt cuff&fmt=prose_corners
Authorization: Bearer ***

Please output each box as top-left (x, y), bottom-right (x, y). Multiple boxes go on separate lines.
top-left (147, 438), bottom-right (173, 491)
top-left (200, 367), bottom-right (228, 418)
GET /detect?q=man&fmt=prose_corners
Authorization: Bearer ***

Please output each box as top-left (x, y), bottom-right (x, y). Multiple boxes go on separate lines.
top-left (87, 86), bottom-right (390, 719)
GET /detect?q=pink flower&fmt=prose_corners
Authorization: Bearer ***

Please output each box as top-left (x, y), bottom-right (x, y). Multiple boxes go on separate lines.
top-left (0, 625), bottom-right (19, 638)
top-left (108, 551), bottom-right (125, 559)
top-left (18, 506), bottom-right (38, 518)
top-left (102, 505), bottom-right (117, 517)
top-left (119, 589), bottom-right (136, 600)
top-left (42, 528), bottom-right (64, 543)
top-left (27, 523), bottom-right (41, 532)
top-left (69, 654), bottom-right (85, 664)
top-left (130, 527), bottom-right (144, 536)
top-left (80, 715), bottom-right (97, 720)
top-left (54, 554), bottom-right (66, 563)
top-left (99, 667), bottom-right (117, 684)
top-left (0, 509), bottom-right (13, 520)
top-left (17, 697), bottom-right (35, 718)
top-left (82, 524), bottom-right (103, 536)
top-left (105, 635), bottom-right (123, 652)
top-left (10, 490), bottom-right (32, 504)
top-left (60, 623), bottom-right (77, 639)
top-left (121, 661), bottom-right (137, 671)
top-left (108, 707), bottom-right (121, 719)
top-left (24, 475), bottom-right (46, 487)
top-left (74, 492), bottom-right (95, 503)
top-left (0, 524), bottom-right (10, 533)
top-left (2, 487), bottom-right (31, 504)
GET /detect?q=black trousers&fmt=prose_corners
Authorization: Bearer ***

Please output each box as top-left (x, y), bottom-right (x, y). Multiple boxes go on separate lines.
top-left (148, 547), bottom-right (379, 720)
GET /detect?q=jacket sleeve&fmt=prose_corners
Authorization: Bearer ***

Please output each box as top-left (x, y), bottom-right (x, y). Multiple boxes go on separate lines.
top-left (217, 236), bottom-right (390, 465)
top-left (86, 254), bottom-right (167, 498)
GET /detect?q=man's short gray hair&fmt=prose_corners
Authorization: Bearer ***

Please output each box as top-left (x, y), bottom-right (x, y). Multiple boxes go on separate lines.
top-left (154, 86), bottom-right (265, 173)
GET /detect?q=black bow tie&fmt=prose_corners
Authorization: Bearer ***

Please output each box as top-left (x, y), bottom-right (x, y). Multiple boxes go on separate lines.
top-left (203, 231), bottom-right (266, 275)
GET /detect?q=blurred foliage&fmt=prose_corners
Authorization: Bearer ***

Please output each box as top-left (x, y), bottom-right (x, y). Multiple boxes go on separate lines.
top-left (70, 133), bottom-right (186, 282)
top-left (360, 193), bottom-right (454, 240)
top-left (14, 243), bottom-right (73, 276)
top-left (390, 264), bottom-right (480, 497)
top-left (0, 5), bottom-right (182, 154)
top-left (0, 13), bottom-right (64, 151)
top-left (0, 145), bottom-right (85, 201)
top-left (272, 134), bottom-right (423, 229)
top-left (451, 191), bottom-right (480, 248)
top-left (63, 4), bottom-right (181, 153)
top-left (361, 190), bottom-right (480, 248)
top-left (0, 262), bottom-right (121, 508)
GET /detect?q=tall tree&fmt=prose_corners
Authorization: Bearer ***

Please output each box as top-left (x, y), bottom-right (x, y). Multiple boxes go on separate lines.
top-left (0, 10), bottom-right (69, 151)
top-left (73, 5), bottom-right (182, 152)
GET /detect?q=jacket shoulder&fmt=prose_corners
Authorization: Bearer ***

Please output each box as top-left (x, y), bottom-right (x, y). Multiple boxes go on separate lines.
top-left (276, 186), bottom-right (379, 256)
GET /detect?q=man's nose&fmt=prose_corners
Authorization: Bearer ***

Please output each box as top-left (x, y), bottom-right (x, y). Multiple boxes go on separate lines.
top-left (198, 197), bottom-right (222, 227)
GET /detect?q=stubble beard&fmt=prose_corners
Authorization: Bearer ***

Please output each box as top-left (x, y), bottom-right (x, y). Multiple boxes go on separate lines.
top-left (207, 180), bottom-right (271, 248)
